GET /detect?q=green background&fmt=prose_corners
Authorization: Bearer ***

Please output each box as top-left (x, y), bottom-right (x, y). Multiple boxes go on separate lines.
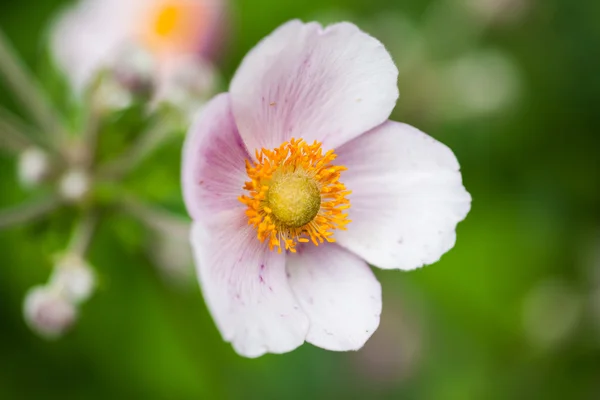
top-left (1, 0), bottom-right (600, 399)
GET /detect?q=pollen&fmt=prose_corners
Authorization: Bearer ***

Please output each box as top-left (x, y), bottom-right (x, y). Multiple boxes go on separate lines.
top-left (140, 0), bottom-right (206, 54)
top-left (239, 139), bottom-right (351, 253)
top-left (154, 5), bottom-right (180, 37)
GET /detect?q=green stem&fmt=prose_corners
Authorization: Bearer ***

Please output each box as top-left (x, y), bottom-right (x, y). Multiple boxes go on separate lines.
top-left (0, 195), bottom-right (61, 230)
top-left (0, 28), bottom-right (67, 145)
top-left (119, 195), bottom-right (189, 233)
top-left (0, 106), bottom-right (58, 153)
top-left (68, 212), bottom-right (98, 256)
top-left (98, 117), bottom-right (177, 178)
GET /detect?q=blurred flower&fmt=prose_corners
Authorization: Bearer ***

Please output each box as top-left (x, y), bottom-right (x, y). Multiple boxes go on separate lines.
top-left (150, 222), bottom-right (195, 287)
top-left (522, 278), bottom-right (583, 350)
top-left (182, 20), bottom-right (471, 357)
top-left (438, 49), bottom-right (521, 120)
top-left (354, 297), bottom-right (424, 385)
top-left (58, 169), bottom-right (90, 202)
top-left (50, 254), bottom-right (96, 304)
top-left (364, 10), bottom-right (524, 126)
top-left (460, 0), bottom-right (533, 27)
top-left (23, 285), bottom-right (77, 339)
top-left (50, 0), bottom-right (226, 110)
top-left (17, 147), bottom-right (50, 188)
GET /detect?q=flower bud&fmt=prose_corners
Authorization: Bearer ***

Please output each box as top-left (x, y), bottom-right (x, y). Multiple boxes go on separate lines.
top-left (58, 169), bottom-right (90, 202)
top-left (23, 286), bottom-right (77, 339)
top-left (17, 147), bottom-right (50, 188)
top-left (153, 55), bottom-right (218, 119)
top-left (51, 254), bottom-right (95, 303)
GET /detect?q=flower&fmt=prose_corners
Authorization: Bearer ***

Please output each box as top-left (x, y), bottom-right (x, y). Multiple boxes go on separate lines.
top-left (50, 0), bottom-right (226, 103)
top-left (23, 286), bottom-right (77, 339)
top-left (17, 147), bottom-right (50, 188)
top-left (50, 254), bottom-right (96, 304)
top-left (182, 20), bottom-right (471, 357)
top-left (58, 169), bottom-right (90, 202)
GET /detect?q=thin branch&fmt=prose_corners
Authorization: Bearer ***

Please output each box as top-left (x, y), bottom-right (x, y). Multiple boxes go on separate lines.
top-left (98, 117), bottom-right (177, 178)
top-left (0, 118), bottom-right (30, 153)
top-left (120, 195), bottom-right (189, 233)
top-left (0, 106), bottom-right (60, 155)
top-left (0, 28), bottom-right (67, 144)
top-left (67, 212), bottom-right (98, 256)
top-left (0, 195), bottom-right (61, 230)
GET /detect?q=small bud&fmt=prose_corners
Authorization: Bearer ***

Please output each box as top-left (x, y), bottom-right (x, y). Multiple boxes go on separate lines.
top-left (112, 45), bottom-right (155, 97)
top-left (93, 46), bottom-right (155, 111)
top-left (23, 285), bottom-right (77, 339)
top-left (59, 169), bottom-right (90, 202)
top-left (51, 254), bottom-right (95, 303)
top-left (17, 147), bottom-right (50, 188)
top-left (153, 55), bottom-right (218, 119)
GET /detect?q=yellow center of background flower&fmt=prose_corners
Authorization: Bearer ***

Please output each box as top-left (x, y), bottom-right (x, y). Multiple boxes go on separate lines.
top-left (239, 139), bottom-right (351, 253)
top-left (140, 0), bottom-right (207, 55)
top-left (154, 5), bottom-right (181, 37)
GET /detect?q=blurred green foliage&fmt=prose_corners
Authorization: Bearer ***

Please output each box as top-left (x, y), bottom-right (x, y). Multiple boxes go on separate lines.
top-left (1, 0), bottom-right (600, 399)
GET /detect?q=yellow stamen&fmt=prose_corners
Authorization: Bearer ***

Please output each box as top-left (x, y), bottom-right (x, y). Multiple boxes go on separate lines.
top-left (239, 139), bottom-right (351, 253)
top-left (140, 0), bottom-right (206, 54)
top-left (154, 5), bottom-right (181, 37)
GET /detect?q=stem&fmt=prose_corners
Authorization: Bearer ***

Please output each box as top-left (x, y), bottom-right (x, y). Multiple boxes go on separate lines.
top-left (0, 195), bottom-right (61, 230)
top-left (0, 117), bottom-right (30, 153)
top-left (120, 195), bottom-right (189, 233)
top-left (98, 117), bottom-right (177, 178)
top-left (68, 212), bottom-right (98, 256)
top-left (80, 107), bottom-right (101, 169)
top-left (0, 28), bottom-right (67, 145)
top-left (0, 106), bottom-right (58, 153)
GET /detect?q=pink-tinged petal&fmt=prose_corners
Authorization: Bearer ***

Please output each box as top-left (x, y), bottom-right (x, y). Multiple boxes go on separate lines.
top-left (335, 121), bottom-right (471, 270)
top-left (182, 93), bottom-right (250, 221)
top-left (191, 211), bottom-right (309, 358)
top-left (50, 0), bottom-right (141, 92)
top-left (286, 244), bottom-right (382, 351)
top-left (230, 20), bottom-right (399, 154)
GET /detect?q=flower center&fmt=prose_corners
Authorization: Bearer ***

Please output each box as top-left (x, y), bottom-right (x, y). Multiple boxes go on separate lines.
top-left (267, 172), bottom-right (321, 229)
top-left (239, 139), bottom-right (351, 253)
top-left (139, 0), bottom-right (206, 54)
top-left (154, 5), bottom-right (181, 37)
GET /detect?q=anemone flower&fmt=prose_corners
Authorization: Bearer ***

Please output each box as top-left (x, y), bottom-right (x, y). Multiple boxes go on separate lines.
top-left (50, 0), bottom-right (225, 96)
top-left (182, 20), bottom-right (471, 358)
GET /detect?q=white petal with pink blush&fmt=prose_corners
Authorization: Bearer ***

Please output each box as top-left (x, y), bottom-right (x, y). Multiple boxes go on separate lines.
top-left (182, 20), bottom-right (471, 357)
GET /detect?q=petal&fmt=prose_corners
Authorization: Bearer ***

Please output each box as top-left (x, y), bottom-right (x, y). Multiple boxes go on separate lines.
top-left (286, 244), bottom-right (382, 351)
top-left (190, 211), bottom-right (309, 358)
top-left (182, 93), bottom-right (250, 221)
top-left (50, 0), bottom-right (140, 91)
top-left (335, 121), bottom-right (471, 270)
top-left (230, 20), bottom-right (398, 154)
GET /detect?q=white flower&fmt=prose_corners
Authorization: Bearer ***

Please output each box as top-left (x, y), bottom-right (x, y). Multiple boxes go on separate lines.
top-left (17, 147), bottom-right (49, 188)
top-left (182, 20), bottom-right (471, 357)
top-left (23, 286), bottom-right (77, 339)
top-left (51, 254), bottom-right (96, 304)
top-left (439, 49), bottom-right (521, 119)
